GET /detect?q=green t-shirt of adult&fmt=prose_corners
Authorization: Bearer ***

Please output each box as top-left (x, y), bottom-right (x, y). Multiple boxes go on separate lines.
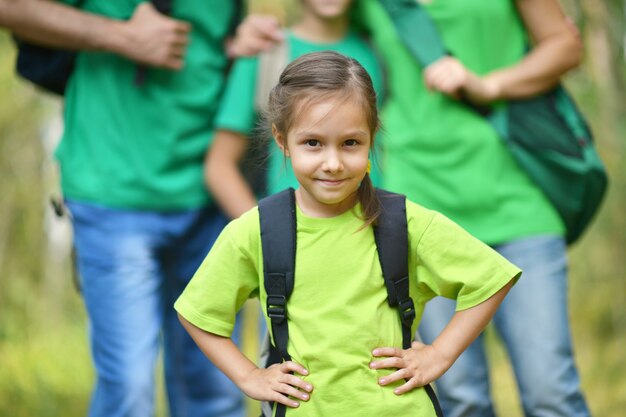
top-left (175, 200), bottom-right (520, 417)
top-left (214, 30), bottom-right (385, 195)
top-left (55, 0), bottom-right (235, 210)
top-left (357, 0), bottom-right (564, 244)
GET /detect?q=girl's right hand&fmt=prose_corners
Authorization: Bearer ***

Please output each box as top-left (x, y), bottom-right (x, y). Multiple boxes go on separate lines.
top-left (240, 361), bottom-right (313, 408)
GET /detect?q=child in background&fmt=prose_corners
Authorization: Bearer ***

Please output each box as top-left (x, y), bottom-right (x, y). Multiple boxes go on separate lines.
top-left (175, 51), bottom-right (520, 417)
top-left (205, 0), bottom-right (384, 219)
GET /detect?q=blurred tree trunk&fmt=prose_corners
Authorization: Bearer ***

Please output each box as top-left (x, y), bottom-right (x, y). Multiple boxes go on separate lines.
top-left (573, 0), bottom-right (625, 92)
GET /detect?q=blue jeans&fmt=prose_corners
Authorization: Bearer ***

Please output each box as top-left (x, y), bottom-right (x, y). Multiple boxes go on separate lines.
top-left (418, 235), bottom-right (591, 417)
top-left (67, 200), bottom-right (245, 417)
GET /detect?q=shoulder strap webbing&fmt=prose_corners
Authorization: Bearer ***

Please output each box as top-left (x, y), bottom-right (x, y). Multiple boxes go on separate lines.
top-left (151, 0), bottom-right (173, 14)
top-left (378, 0), bottom-right (447, 68)
top-left (373, 190), bottom-right (415, 349)
top-left (135, 0), bottom-right (174, 86)
top-left (374, 190), bottom-right (444, 417)
top-left (258, 188), bottom-right (296, 417)
top-left (258, 188), bottom-right (296, 362)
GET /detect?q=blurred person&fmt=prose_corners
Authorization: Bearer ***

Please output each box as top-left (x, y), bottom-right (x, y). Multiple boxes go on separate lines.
top-left (356, 0), bottom-right (592, 416)
top-left (3, 1), bottom-right (282, 417)
top-left (205, 0), bottom-right (384, 219)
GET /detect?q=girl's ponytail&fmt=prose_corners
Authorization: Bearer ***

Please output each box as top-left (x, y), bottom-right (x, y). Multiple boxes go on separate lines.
top-left (357, 172), bottom-right (381, 227)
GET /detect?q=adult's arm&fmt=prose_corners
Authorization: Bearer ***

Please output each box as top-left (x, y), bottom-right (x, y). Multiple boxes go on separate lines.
top-left (485, 0), bottom-right (583, 98)
top-left (423, 0), bottom-right (583, 103)
top-left (0, 0), bottom-right (190, 69)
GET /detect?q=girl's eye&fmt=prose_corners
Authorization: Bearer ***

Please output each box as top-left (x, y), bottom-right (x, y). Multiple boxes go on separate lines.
top-left (305, 139), bottom-right (320, 147)
top-left (344, 139), bottom-right (359, 147)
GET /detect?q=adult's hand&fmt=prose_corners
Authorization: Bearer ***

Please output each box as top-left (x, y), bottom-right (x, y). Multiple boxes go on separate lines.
top-left (423, 56), bottom-right (500, 104)
top-left (227, 14), bottom-right (284, 58)
top-left (113, 2), bottom-right (190, 70)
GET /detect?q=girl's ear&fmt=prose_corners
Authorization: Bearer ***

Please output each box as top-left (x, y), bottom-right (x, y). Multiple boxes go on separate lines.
top-left (272, 124), bottom-right (290, 157)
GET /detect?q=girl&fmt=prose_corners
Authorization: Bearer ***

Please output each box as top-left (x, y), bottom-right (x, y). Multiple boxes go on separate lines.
top-left (175, 51), bottom-right (520, 417)
top-left (205, 0), bottom-right (384, 219)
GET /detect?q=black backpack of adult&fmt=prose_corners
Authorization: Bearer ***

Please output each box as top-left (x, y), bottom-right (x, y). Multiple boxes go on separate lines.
top-left (258, 188), bottom-right (444, 417)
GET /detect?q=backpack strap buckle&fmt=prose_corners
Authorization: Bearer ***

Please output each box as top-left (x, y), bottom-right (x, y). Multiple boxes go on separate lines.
top-left (398, 297), bottom-right (416, 326)
top-left (267, 295), bottom-right (287, 323)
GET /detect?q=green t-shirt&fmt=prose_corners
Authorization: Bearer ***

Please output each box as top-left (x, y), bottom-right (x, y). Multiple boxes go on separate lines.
top-left (55, 0), bottom-right (235, 210)
top-left (214, 30), bottom-right (385, 195)
top-left (358, 0), bottom-right (564, 244)
top-left (175, 199), bottom-right (520, 417)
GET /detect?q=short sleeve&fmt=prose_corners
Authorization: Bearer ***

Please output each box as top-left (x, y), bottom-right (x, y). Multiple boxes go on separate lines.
top-left (174, 212), bottom-right (261, 337)
top-left (409, 205), bottom-right (521, 311)
top-left (213, 56), bottom-right (259, 136)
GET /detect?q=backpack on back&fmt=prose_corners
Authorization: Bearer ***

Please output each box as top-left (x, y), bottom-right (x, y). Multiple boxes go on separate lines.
top-left (374, 0), bottom-right (608, 245)
top-left (257, 188), bottom-right (443, 417)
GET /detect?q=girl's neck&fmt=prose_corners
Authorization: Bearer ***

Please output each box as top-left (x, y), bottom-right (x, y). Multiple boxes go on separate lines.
top-left (295, 188), bottom-right (358, 218)
top-left (291, 12), bottom-right (349, 43)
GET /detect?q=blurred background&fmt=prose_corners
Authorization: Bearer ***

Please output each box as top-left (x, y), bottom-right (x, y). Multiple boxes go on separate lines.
top-left (0, 0), bottom-right (624, 416)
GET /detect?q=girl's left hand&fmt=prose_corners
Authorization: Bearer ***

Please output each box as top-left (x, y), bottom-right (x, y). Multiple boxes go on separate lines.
top-left (369, 341), bottom-right (453, 395)
top-left (423, 56), bottom-right (501, 104)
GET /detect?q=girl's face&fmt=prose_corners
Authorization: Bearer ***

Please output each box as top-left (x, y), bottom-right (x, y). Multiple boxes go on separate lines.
top-left (273, 95), bottom-right (372, 218)
top-left (302, 0), bottom-right (353, 20)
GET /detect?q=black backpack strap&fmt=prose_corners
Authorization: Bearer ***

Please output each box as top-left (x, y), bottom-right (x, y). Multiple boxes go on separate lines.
top-left (135, 0), bottom-right (174, 85)
top-left (258, 188), bottom-right (297, 417)
top-left (373, 190), bottom-right (415, 349)
top-left (374, 189), bottom-right (444, 417)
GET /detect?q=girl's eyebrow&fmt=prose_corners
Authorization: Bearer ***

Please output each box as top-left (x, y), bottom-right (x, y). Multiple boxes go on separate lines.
top-left (293, 129), bottom-right (369, 138)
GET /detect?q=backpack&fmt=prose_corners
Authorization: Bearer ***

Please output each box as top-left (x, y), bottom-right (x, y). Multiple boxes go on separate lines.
top-left (257, 188), bottom-right (443, 417)
top-left (13, 0), bottom-right (174, 95)
top-left (376, 0), bottom-right (608, 245)
top-left (12, 0), bottom-right (87, 95)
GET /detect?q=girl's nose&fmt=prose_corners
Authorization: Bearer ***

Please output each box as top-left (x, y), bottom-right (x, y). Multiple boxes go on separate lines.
top-left (323, 151), bottom-right (343, 173)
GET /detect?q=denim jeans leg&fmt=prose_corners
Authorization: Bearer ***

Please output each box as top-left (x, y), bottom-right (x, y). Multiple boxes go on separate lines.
top-left (161, 206), bottom-right (246, 417)
top-left (68, 201), bottom-right (163, 417)
top-left (419, 297), bottom-right (496, 417)
top-left (492, 236), bottom-right (591, 417)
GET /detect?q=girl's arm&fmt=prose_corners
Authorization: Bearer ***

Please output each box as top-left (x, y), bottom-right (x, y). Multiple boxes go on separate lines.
top-left (205, 130), bottom-right (258, 219)
top-left (370, 279), bottom-right (514, 394)
top-left (423, 0), bottom-right (582, 103)
top-left (178, 314), bottom-right (313, 407)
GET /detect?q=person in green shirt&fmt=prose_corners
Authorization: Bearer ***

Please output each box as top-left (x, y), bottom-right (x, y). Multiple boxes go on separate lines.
top-left (6, 2), bottom-right (284, 417)
top-left (355, 0), bottom-right (593, 416)
top-left (205, 0), bottom-right (384, 219)
top-left (176, 51), bottom-right (519, 417)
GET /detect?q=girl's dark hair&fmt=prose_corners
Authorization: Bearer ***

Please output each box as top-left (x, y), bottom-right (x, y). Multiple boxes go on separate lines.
top-left (266, 51), bottom-right (381, 226)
